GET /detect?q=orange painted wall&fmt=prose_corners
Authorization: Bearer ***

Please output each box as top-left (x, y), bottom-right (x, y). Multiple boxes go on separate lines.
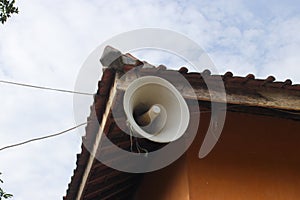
top-left (135, 112), bottom-right (300, 200)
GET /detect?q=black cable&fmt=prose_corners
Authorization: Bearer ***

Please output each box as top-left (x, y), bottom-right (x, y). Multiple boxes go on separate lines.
top-left (0, 80), bottom-right (93, 96)
top-left (0, 122), bottom-right (87, 152)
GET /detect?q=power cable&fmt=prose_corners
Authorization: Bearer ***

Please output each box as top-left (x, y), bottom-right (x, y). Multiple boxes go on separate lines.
top-left (0, 80), bottom-right (93, 96)
top-left (0, 122), bottom-right (87, 152)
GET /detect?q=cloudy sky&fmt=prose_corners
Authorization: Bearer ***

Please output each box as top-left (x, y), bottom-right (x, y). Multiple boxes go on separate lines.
top-left (0, 0), bottom-right (300, 199)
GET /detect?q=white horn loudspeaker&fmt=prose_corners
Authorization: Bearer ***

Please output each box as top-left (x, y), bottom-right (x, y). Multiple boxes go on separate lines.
top-left (123, 76), bottom-right (190, 143)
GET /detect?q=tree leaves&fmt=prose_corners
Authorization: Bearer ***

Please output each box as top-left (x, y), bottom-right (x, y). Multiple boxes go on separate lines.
top-left (0, 0), bottom-right (19, 24)
top-left (0, 172), bottom-right (13, 199)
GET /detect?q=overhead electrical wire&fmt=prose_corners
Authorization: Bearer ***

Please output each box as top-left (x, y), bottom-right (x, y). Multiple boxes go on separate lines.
top-left (0, 122), bottom-right (87, 152)
top-left (0, 80), bottom-right (94, 96)
top-left (0, 79), bottom-right (93, 152)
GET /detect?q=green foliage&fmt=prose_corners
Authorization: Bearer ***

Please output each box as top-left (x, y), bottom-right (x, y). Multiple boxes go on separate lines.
top-left (0, 173), bottom-right (13, 200)
top-left (0, 0), bottom-right (18, 24)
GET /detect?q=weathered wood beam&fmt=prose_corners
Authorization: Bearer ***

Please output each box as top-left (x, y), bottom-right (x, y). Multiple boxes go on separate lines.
top-left (116, 72), bottom-right (300, 112)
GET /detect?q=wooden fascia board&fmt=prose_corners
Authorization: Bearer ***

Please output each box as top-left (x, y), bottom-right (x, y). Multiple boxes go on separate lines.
top-left (76, 74), bottom-right (119, 200)
top-left (116, 73), bottom-right (300, 111)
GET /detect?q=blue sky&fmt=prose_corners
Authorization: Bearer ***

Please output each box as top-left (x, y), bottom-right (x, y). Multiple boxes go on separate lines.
top-left (0, 0), bottom-right (300, 199)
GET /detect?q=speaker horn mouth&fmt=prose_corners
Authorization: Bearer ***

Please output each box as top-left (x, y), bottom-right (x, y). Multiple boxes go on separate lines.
top-left (134, 104), bottom-right (167, 135)
top-left (123, 76), bottom-right (190, 143)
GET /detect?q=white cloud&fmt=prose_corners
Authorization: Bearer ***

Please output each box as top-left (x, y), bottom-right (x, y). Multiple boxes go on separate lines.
top-left (0, 0), bottom-right (300, 199)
